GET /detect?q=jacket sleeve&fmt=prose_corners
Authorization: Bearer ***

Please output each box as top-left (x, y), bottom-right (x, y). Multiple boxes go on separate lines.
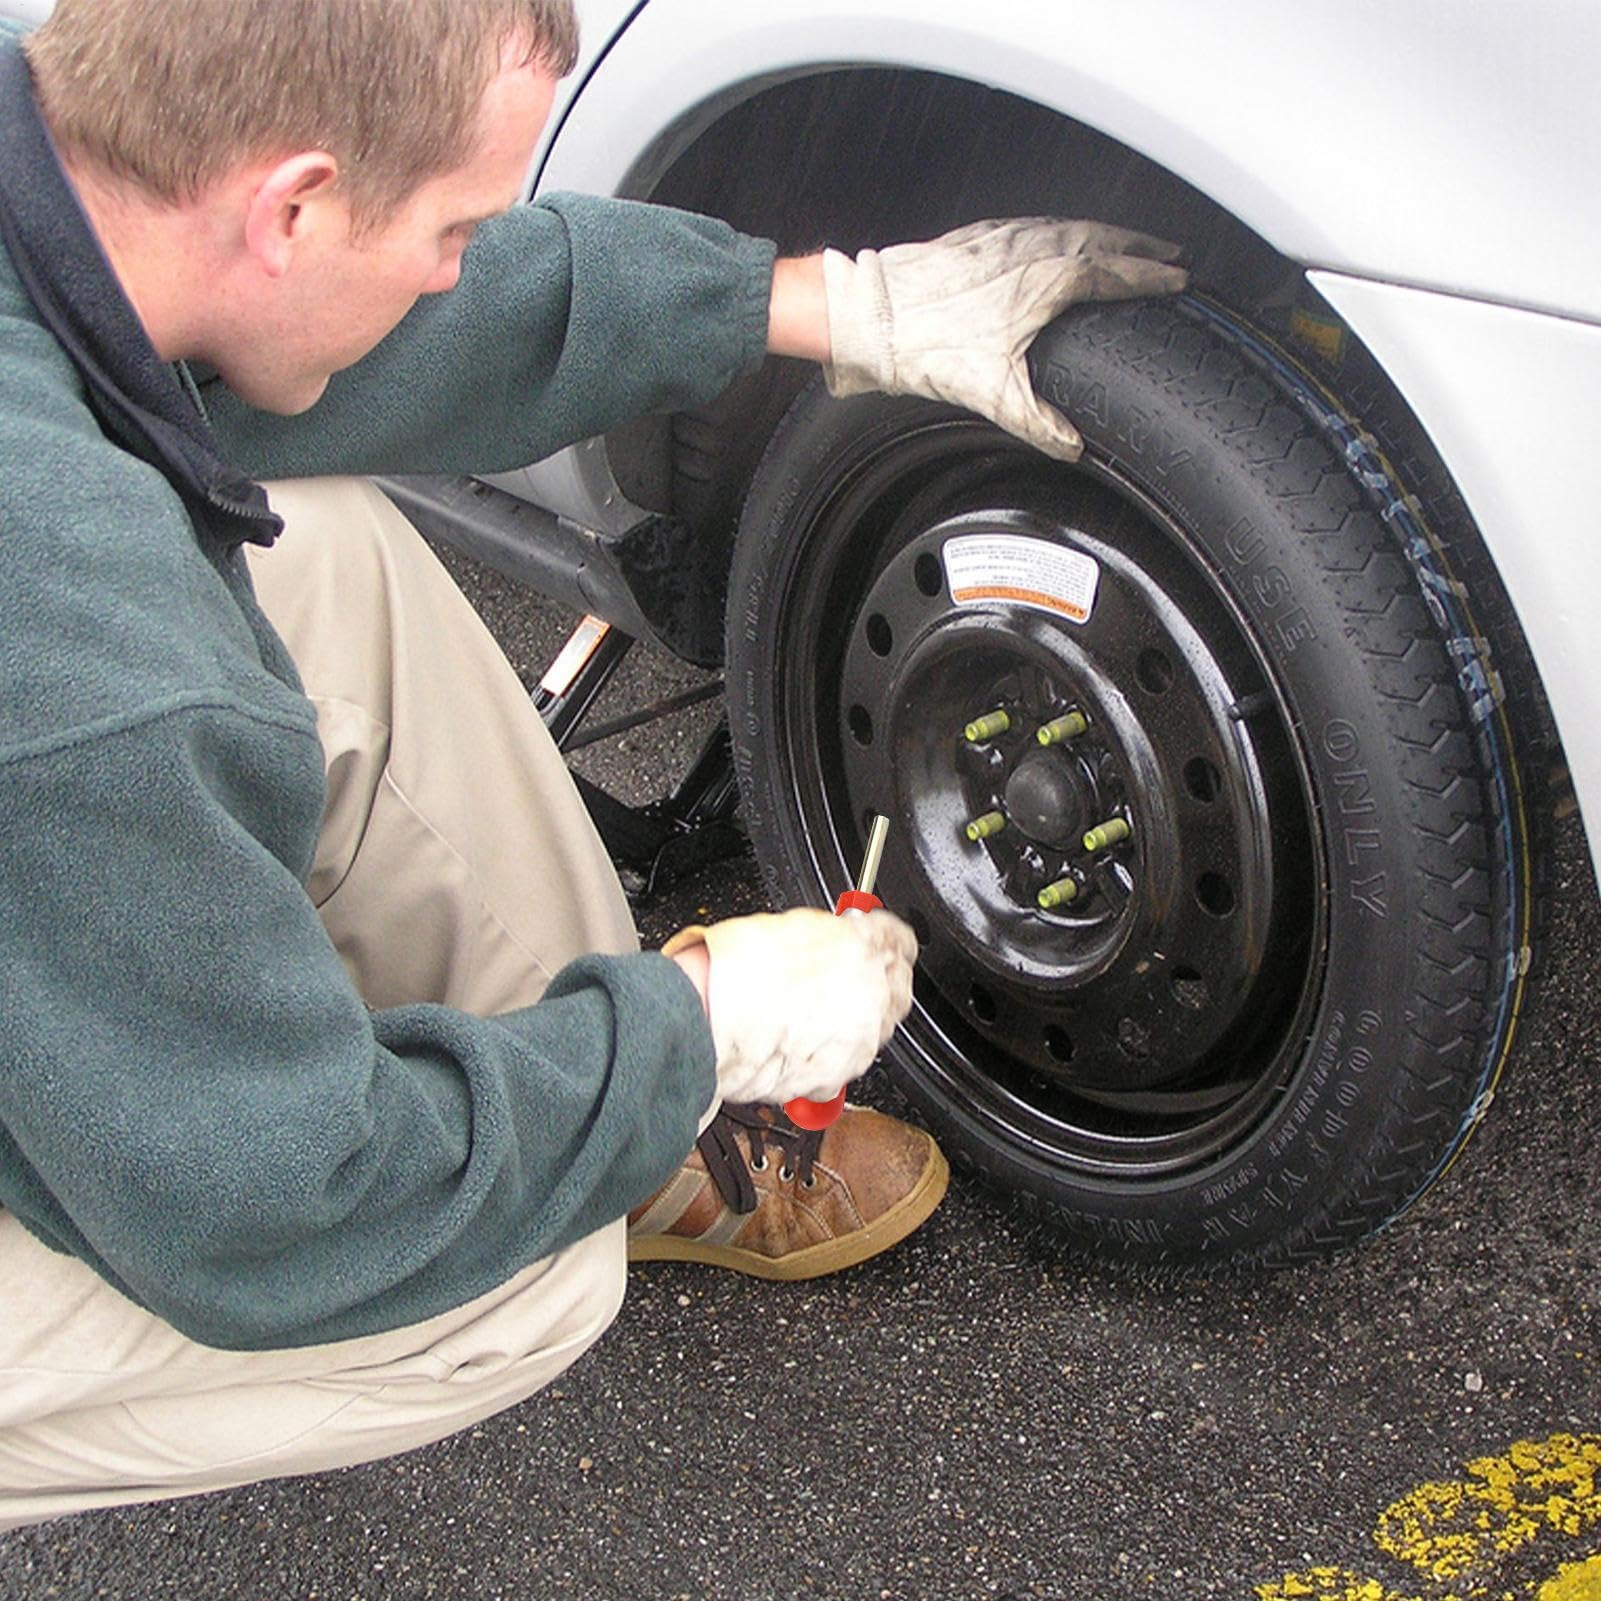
top-left (205, 193), bottom-right (778, 477)
top-left (0, 699), bottom-right (717, 1351)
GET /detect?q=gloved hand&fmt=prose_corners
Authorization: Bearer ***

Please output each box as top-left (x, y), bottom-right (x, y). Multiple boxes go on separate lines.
top-left (664, 907), bottom-right (917, 1108)
top-left (822, 217), bottom-right (1188, 460)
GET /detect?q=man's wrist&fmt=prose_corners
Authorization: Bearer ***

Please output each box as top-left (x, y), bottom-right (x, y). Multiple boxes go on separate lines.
top-left (668, 942), bottom-right (712, 1012)
top-left (765, 253), bottom-right (831, 363)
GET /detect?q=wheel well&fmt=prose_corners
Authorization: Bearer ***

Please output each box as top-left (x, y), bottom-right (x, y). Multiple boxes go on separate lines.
top-left (603, 65), bottom-right (1301, 558)
top-left (638, 68), bottom-right (1289, 294)
top-left (601, 65), bottom-right (1564, 845)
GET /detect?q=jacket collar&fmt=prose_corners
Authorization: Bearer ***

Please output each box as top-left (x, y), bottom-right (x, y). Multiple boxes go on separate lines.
top-left (0, 38), bottom-right (281, 548)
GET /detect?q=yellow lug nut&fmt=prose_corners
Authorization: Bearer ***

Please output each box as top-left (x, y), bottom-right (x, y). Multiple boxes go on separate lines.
top-left (964, 710), bottom-right (1012, 743)
top-left (1036, 712), bottom-right (1088, 747)
top-left (1083, 817), bottom-right (1132, 853)
top-left (964, 810), bottom-right (1007, 843)
top-left (1037, 877), bottom-right (1080, 910)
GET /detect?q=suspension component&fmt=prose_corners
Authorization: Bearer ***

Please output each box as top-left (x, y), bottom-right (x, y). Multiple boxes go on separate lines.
top-left (964, 710), bottom-right (1012, 743)
top-left (1083, 816), bottom-right (1132, 853)
top-left (1036, 712), bottom-right (1088, 747)
top-left (964, 810), bottom-right (1007, 843)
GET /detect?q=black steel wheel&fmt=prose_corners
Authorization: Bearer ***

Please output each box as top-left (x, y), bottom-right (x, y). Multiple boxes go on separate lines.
top-left (727, 297), bottom-right (1539, 1270)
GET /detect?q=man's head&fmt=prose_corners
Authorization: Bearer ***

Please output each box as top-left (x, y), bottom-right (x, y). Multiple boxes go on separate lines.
top-left (25, 0), bottom-right (579, 233)
top-left (24, 0), bottom-right (580, 411)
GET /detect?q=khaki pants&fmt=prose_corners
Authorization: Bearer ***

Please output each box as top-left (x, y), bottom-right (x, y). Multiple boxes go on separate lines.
top-left (0, 479), bottom-right (640, 1531)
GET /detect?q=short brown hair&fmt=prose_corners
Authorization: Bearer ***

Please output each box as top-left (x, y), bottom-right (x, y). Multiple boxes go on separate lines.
top-left (25, 0), bottom-right (580, 228)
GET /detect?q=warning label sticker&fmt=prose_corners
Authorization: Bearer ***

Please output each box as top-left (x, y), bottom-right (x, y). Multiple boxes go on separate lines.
top-left (942, 533), bottom-right (1100, 625)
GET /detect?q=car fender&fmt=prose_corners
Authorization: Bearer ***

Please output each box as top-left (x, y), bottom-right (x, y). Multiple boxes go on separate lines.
top-left (552, 0), bottom-right (1600, 324)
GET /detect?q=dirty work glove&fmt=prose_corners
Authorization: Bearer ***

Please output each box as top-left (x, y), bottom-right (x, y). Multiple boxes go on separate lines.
top-left (822, 217), bottom-right (1187, 460)
top-left (664, 907), bottom-right (916, 1108)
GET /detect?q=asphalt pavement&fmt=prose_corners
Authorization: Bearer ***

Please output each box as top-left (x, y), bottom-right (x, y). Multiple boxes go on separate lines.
top-left (2, 546), bottom-right (1597, 1601)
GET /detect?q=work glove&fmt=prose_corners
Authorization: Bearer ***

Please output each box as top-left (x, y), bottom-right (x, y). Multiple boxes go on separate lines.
top-left (664, 907), bottom-right (916, 1109)
top-left (822, 217), bottom-right (1188, 461)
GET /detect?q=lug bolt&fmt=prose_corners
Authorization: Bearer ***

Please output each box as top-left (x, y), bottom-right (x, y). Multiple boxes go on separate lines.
top-left (964, 810), bottom-right (1007, 843)
top-left (1037, 877), bottom-right (1080, 910)
top-left (1083, 816), bottom-right (1132, 853)
top-left (964, 710), bottom-right (1012, 743)
top-left (1036, 712), bottom-right (1088, 747)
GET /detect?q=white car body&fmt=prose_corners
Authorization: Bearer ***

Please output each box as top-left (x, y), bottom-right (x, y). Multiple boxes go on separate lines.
top-left (528, 0), bottom-right (1601, 879)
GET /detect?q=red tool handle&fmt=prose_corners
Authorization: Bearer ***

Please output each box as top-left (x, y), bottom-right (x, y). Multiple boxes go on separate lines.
top-left (784, 887), bottom-right (883, 1131)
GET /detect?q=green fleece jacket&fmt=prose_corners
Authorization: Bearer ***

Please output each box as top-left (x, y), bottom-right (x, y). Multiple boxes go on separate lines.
top-left (0, 26), bottom-right (774, 1349)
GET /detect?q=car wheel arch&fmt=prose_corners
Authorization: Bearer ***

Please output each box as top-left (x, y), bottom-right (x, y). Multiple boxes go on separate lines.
top-left (602, 62), bottom-right (1554, 816)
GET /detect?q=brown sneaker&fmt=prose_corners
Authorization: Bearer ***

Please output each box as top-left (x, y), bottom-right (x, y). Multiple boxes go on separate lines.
top-left (626, 1102), bottom-right (948, 1280)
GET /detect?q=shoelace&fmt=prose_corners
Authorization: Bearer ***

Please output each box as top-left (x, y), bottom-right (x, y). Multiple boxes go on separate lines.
top-left (696, 1103), bottom-right (824, 1215)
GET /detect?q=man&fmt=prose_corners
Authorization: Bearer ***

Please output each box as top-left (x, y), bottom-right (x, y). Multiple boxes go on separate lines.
top-left (0, 0), bottom-right (1184, 1527)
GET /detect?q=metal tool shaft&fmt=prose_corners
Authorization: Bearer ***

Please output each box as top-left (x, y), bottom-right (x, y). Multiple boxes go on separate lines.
top-left (857, 814), bottom-right (890, 899)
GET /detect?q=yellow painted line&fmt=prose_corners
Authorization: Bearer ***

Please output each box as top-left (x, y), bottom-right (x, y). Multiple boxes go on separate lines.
top-left (1255, 1433), bottom-right (1601, 1601)
top-left (1540, 1556), bottom-right (1601, 1601)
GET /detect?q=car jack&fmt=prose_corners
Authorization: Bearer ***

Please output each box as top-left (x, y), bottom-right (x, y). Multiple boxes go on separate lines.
top-left (534, 615), bottom-right (747, 902)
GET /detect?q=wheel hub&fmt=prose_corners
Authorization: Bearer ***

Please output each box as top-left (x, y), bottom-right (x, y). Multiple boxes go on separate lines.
top-left (1004, 749), bottom-right (1089, 850)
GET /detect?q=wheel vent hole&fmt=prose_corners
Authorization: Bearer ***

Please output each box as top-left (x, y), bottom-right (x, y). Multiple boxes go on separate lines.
top-left (1117, 1016), bottom-right (1152, 1060)
top-left (914, 553), bottom-right (944, 598)
top-left (969, 984), bottom-right (998, 1025)
top-left (1184, 757), bottom-right (1223, 804)
top-left (1171, 966), bottom-right (1208, 1009)
top-left (1136, 649), bottom-right (1175, 695)
top-left (848, 705), bottom-right (874, 747)
top-left (1196, 873), bottom-right (1236, 917)
top-left (1044, 1027), bottom-right (1075, 1064)
top-left (865, 613), bottom-right (894, 658)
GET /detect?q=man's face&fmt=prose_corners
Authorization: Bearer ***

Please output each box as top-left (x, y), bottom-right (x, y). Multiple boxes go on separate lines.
top-left (222, 47), bottom-right (558, 414)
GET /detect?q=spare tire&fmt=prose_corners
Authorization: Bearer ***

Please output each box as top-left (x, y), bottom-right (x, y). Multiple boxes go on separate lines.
top-left (726, 295), bottom-right (1540, 1271)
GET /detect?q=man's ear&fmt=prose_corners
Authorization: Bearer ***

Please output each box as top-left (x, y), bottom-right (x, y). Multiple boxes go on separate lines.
top-left (242, 152), bottom-right (343, 278)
